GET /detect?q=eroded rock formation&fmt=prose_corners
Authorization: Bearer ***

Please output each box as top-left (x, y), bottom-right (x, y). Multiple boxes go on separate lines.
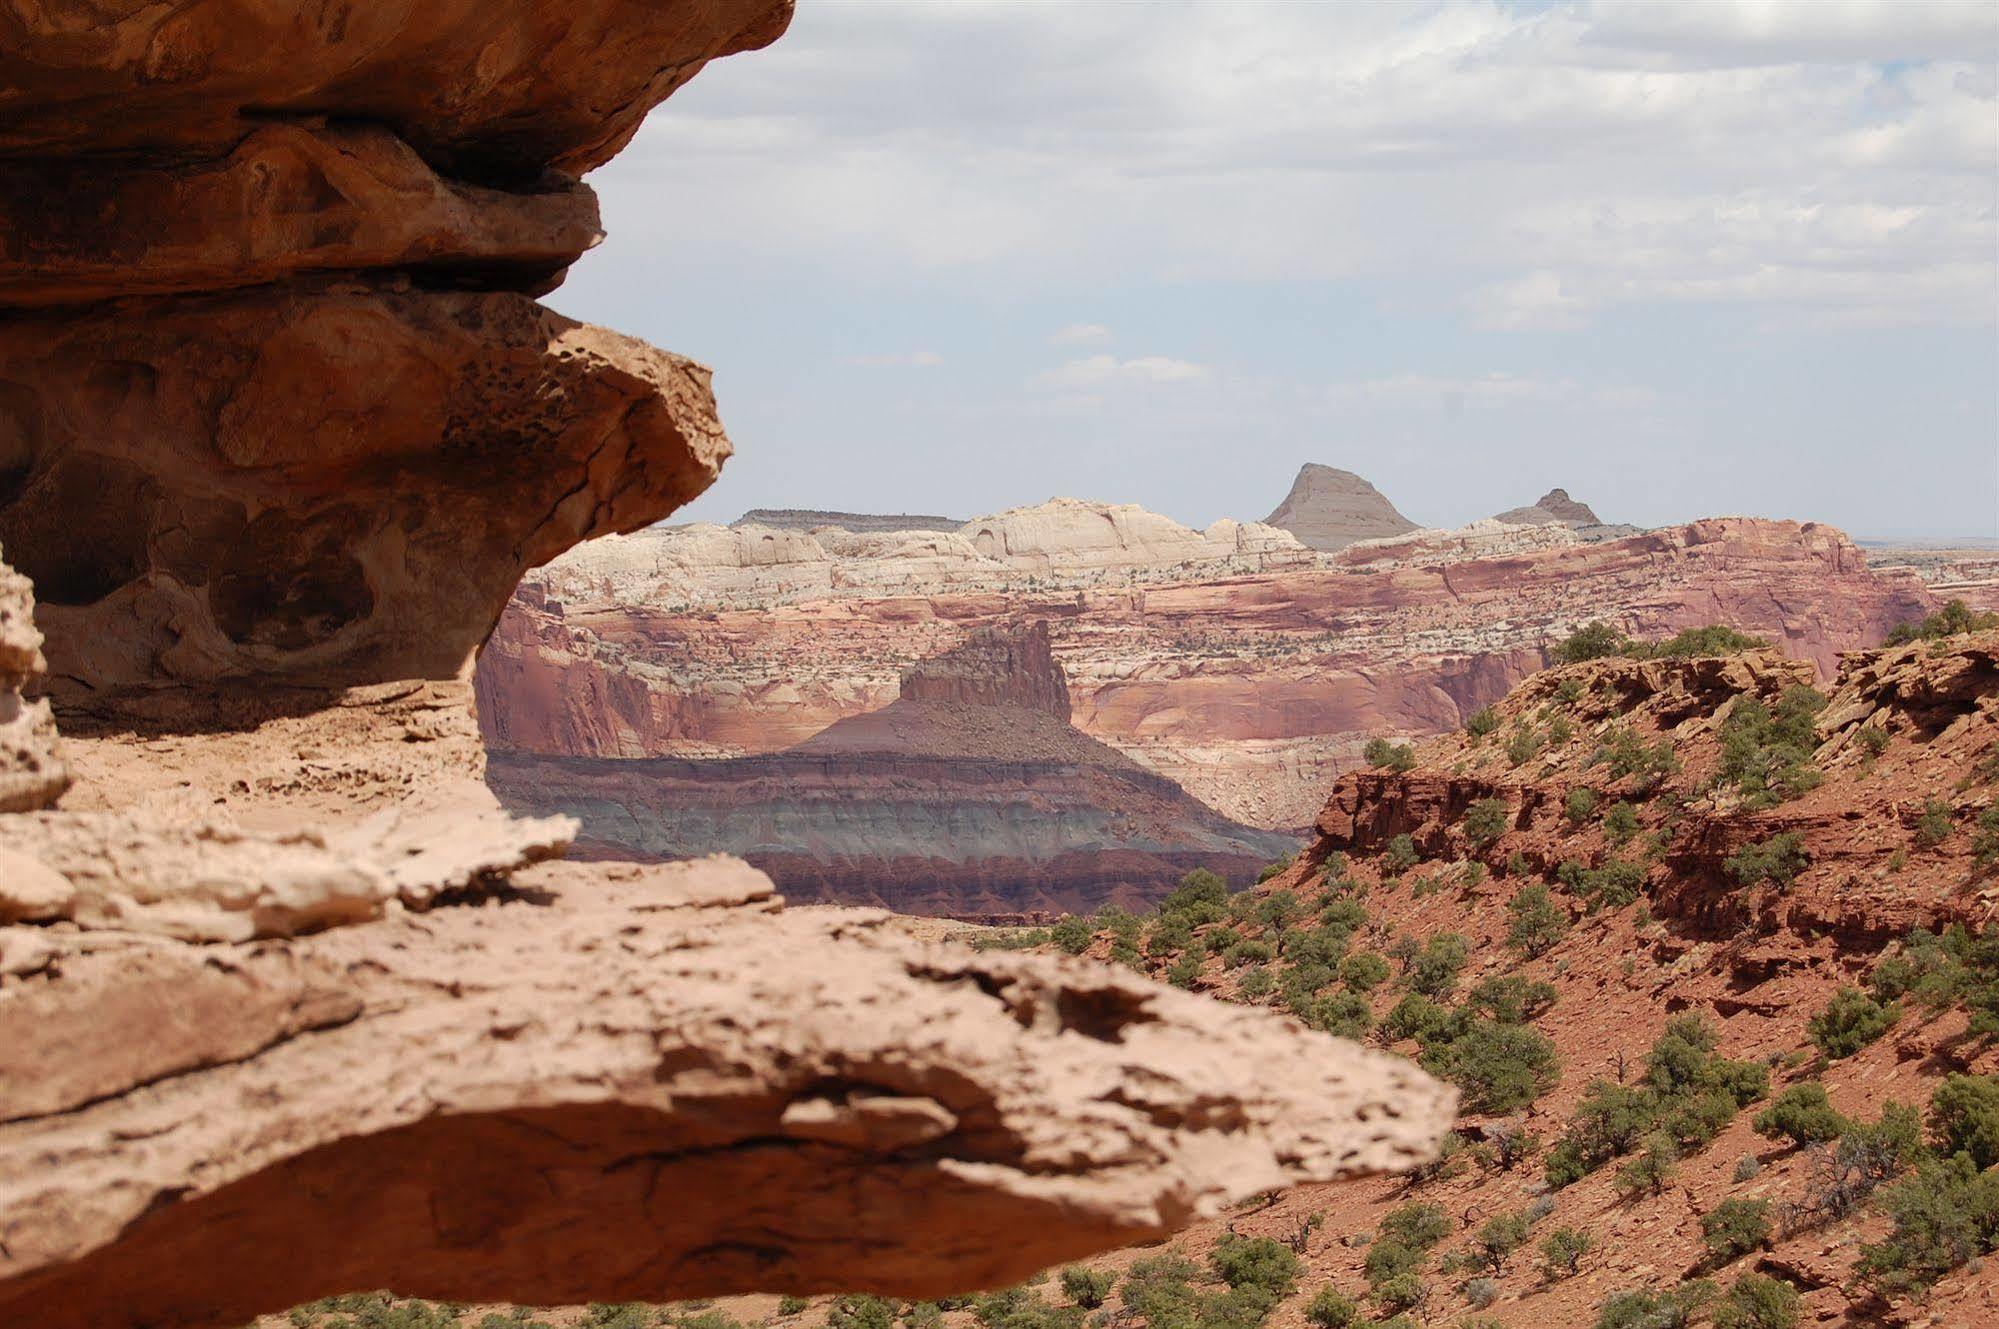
top-left (488, 623), bottom-right (1297, 914)
top-left (0, 9), bottom-right (1455, 1322)
top-left (0, 2), bottom-right (779, 701)
top-left (0, 857), bottom-right (1451, 1329)
top-left (1261, 463), bottom-right (1419, 551)
top-left (0, 544), bottom-right (65, 813)
top-left (1492, 486), bottom-right (1601, 527)
top-left (479, 516), bottom-right (1936, 830)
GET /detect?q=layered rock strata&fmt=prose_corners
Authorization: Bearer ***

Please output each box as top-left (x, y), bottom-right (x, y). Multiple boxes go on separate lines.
top-left (0, 856), bottom-right (1452, 1329)
top-left (0, 2), bottom-right (783, 701)
top-left (479, 517), bottom-right (1935, 829)
top-left (488, 623), bottom-right (1297, 914)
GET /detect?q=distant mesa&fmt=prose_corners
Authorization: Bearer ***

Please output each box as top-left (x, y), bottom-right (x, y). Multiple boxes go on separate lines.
top-left (1493, 488), bottom-right (1603, 528)
top-left (487, 620), bottom-right (1296, 916)
top-left (733, 508), bottom-right (964, 533)
top-left (1262, 463), bottom-right (1419, 552)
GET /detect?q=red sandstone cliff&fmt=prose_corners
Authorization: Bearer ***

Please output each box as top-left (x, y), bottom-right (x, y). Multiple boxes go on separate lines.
top-left (478, 517), bottom-right (1934, 829)
top-left (486, 621), bottom-right (1298, 915)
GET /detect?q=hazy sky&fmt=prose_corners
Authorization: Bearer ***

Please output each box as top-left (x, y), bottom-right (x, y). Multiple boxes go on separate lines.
top-left (550, 0), bottom-right (1999, 539)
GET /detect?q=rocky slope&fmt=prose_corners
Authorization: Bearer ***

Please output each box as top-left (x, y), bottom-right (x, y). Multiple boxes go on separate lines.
top-left (1263, 463), bottom-right (1420, 551)
top-left (488, 623), bottom-right (1296, 915)
top-left (478, 515), bottom-right (1934, 830)
top-left (1007, 630), bottom-right (1999, 1327)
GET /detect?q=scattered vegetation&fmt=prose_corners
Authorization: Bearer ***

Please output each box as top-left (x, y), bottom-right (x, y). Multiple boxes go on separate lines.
top-left (1724, 833), bottom-right (1807, 889)
top-left (1362, 737), bottom-right (1417, 772)
top-left (1716, 685), bottom-right (1825, 808)
top-left (1807, 986), bottom-right (1898, 1060)
top-left (1885, 597), bottom-right (1999, 645)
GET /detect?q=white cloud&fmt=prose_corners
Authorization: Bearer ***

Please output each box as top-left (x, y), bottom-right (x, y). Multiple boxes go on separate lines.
top-left (841, 350), bottom-right (944, 368)
top-left (607, 0), bottom-right (1998, 330)
top-left (1032, 355), bottom-right (1211, 389)
top-left (1049, 322), bottom-right (1112, 344)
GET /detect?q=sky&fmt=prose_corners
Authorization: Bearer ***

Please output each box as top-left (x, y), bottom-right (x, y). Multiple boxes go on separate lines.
top-left (549, 0), bottom-right (1999, 540)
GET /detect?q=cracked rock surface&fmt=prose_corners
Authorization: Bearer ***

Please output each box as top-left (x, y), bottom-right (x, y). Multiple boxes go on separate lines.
top-left (0, 858), bottom-right (1453, 1329)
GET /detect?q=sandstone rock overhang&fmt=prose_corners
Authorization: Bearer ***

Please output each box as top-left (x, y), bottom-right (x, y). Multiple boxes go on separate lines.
top-left (0, 859), bottom-right (1454, 1329)
top-left (0, 1), bottom-right (794, 704)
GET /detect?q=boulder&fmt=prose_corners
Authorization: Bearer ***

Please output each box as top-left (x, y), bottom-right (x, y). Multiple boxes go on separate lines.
top-left (0, 548), bottom-right (66, 811)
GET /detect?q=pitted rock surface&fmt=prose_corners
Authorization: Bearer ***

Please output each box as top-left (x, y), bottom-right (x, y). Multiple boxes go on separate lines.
top-left (0, 858), bottom-right (1452, 1329)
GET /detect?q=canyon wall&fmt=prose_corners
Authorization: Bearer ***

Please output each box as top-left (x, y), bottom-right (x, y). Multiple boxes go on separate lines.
top-left (479, 513), bottom-right (1934, 829)
top-left (489, 622), bottom-right (1297, 915)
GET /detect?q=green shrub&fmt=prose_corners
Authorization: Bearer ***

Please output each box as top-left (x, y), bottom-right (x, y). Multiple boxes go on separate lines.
top-left (1554, 621), bottom-right (1630, 662)
top-left (1303, 989), bottom-right (1374, 1039)
top-left (1379, 1201), bottom-right (1452, 1251)
top-left (1885, 597), bottom-right (1999, 645)
top-left (1255, 854), bottom-right (1295, 884)
top-left (1643, 626), bottom-right (1769, 659)
top-left (1505, 884), bottom-right (1568, 957)
top-left (1210, 1234), bottom-right (1301, 1313)
top-left (1807, 986), bottom-right (1898, 1059)
top-left (1302, 1287), bottom-right (1359, 1329)
top-left (1914, 797), bottom-right (1954, 848)
top-left (1754, 1083), bottom-right (1846, 1147)
top-left (1600, 725), bottom-right (1679, 791)
top-left (1407, 932), bottom-right (1469, 997)
top-left (1929, 1073), bottom-right (1999, 1170)
top-left (1165, 949), bottom-right (1202, 989)
top-left (1710, 1274), bottom-right (1798, 1329)
top-left (1050, 916), bottom-right (1093, 955)
top-left (1505, 726), bottom-right (1542, 767)
top-left (777, 1297), bottom-right (809, 1318)
top-left (1558, 857), bottom-right (1647, 910)
top-left (1602, 800), bottom-right (1639, 844)
top-left (1725, 833), bottom-right (1807, 888)
top-left (1718, 687), bottom-right (1824, 807)
top-left (1422, 1018), bottom-right (1561, 1113)
top-left (1469, 1211), bottom-right (1532, 1274)
top-left (1614, 1131), bottom-right (1678, 1197)
top-left (1700, 1198), bottom-right (1771, 1264)
top-left (1593, 1283), bottom-right (1714, 1329)
top-left (1974, 806), bottom-right (1999, 864)
top-left (1058, 1268), bottom-right (1114, 1310)
top-left (1363, 737), bottom-right (1417, 772)
top-left (1118, 1254), bottom-right (1204, 1324)
top-left (1369, 1273), bottom-right (1427, 1314)
top-left (1539, 1225), bottom-right (1593, 1280)
top-left (1857, 1154), bottom-right (1999, 1292)
top-left (1340, 950), bottom-right (1391, 992)
top-left (1362, 1238), bottom-right (1424, 1286)
top-left (1383, 834), bottom-right (1420, 874)
top-left (1556, 677), bottom-right (1588, 704)
top-left (1466, 706), bottom-right (1501, 738)
top-left (1564, 787), bottom-right (1599, 824)
top-left (1237, 964), bottom-right (1273, 999)
top-left (1160, 869), bottom-right (1229, 924)
top-left (830, 1296), bottom-right (897, 1329)
top-left (1462, 797), bottom-right (1512, 847)
top-left (1224, 938), bottom-right (1273, 968)
top-left (1469, 974), bottom-right (1558, 1024)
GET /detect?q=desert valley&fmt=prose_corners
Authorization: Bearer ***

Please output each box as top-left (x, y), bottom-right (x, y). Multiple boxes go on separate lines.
top-left (1, 5), bottom-right (1995, 1329)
